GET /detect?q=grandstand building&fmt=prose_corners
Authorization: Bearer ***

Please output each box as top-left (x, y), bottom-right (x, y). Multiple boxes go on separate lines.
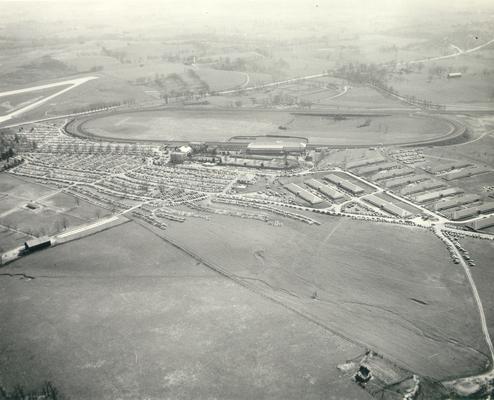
top-left (247, 141), bottom-right (306, 155)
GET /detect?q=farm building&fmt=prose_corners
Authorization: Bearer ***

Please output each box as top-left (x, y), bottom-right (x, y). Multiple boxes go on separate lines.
top-left (346, 156), bottom-right (386, 169)
top-left (324, 174), bottom-right (365, 195)
top-left (442, 166), bottom-right (490, 181)
top-left (427, 161), bottom-right (471, 174)
top-left (434, 194), bottom-right (480, 211)
top-left (170, 152), bottom-right (187, 164)
top-left (285, 183), bottom-right (324, 205)
top-left (414, 188), bottom-right (463, 203)
top-left (452, 202), bottom-right (494, 220)
top-left (467, 215), bottom-right (494, 230)
top-left (371, 167), bottom-right (414, 182)
top-left (400, 180), bottom-right (446, 196)
top-left (247, 141), bottom-right (306, 155)
top-left (364, 194), bottom-right (412, 218)
top-left (24, 236), bottom-right (51, 252)
top-left (178, 145), bottom-right (192, 155)
top-left (447, 72), bottom-right (462, 78)
top-left (354, 162), bottom-right (398, 175)
top-left (305, 178), bottom-right (344, 200)
top-left (384, 174), bottom-right (429, 188)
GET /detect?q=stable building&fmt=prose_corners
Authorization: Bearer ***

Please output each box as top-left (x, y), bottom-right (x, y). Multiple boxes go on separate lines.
top-left (170, 152), bottom-right (187, 164)
top-left (246, 141), bottom-right (306, 155)
top-left (24, 236), bottom-right (51, 252)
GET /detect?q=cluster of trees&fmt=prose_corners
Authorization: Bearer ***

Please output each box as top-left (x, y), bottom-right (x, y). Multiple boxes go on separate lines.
top-left (22, 55), bottom-right (73, 73)
top-left (71, 98), bottom-right (135, 114)
top-left (333, 63), bottom-right (388, 84)
top-left (0, 382), bottom-right (64, 400)
top-left (0, 55), bottom-right (74, 85)
top-left (135, 71), bottom-right (211, 99)
top-left (369, 78), bottom-right (445, 110)
top-left (186, 69), bottom-right (210, 93)
top-left (379, 44), bottom-right (399, 53)
top-left (209, 56), bottom-right (289, 76)
top-left (135, 72), bottom-right (186, 93)
top-left (46, 142), bottom-right (153, 156)
top-left (101, 46), bottom-right (127, 63)
top-left (0, 131), bottom-right (21, 160)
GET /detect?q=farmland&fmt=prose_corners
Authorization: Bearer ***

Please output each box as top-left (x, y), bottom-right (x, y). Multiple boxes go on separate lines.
top-left (0, 85), bottom-right (72, 116)
top-left (460, 237), bottom-right (494, 340)
top-left (0, 173), bottom-right (109, 239)
top-left (0, 221), bottom-right (371, 400)
top-left (163, 214), bottom-right (488, 380)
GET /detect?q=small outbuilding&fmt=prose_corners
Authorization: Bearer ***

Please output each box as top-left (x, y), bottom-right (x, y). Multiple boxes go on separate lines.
top-left (24, 236), bottom-right (51, 252)
top-left (170, 152), bottom-right (187, 164)
top-left (355, 365), bottom-right (372, 384)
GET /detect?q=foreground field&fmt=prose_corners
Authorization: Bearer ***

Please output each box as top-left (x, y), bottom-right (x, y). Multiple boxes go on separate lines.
top-left (461, 238), bottom-right (494, 340)
top-left (78, 109), bottom-right (454, 146)
top-left (0, 222), bottom-right (371, 400)
top-left (162, 213), bottom-right (488, 380)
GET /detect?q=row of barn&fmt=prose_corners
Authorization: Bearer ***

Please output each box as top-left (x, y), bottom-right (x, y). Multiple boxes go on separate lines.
top-left (284, 174), bottom-right (367, 205)
top-left (363, 194), bottom-right (412, 218)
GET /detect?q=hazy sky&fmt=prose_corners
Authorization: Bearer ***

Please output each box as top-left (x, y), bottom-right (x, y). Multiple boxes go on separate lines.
top-left (0, 0), bottom-right (492, 40)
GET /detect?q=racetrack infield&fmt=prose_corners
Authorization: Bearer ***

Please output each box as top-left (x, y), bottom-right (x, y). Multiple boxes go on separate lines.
top-left (72, 108), bottom-right (459, 147)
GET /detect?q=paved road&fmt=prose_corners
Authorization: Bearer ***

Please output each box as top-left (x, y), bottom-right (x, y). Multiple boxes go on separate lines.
top-left (216, 72), bottom-right (328, 95)
top-left (0, 76), bottom-right (98, 124)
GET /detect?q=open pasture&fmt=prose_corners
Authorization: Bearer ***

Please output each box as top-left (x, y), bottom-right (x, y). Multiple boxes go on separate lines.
top-left (0, 221), bottom-right (370, 400)
top-left (317, 85), bottom-right (411, 109)
top-left (461, 238), bottom-right (494, 340)
top-left (163, 213), bottom-right (488, 380)
top-left (0, 84), bottom-right (72, 116)
top-left (0, 173), bottom-right (54, 201)
top-left (0, 174), bottom-right (110, 241)
top-left (0, 225), bottom-right (32, 252)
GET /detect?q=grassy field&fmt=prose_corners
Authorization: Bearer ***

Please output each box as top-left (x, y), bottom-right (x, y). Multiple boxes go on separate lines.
top-left (0, 173), bottom-right (54, 200)
top-left (81, 109), bottom-right (286, 142)
top-left (422, 117), bottom-right (494, 168)
top-left (0, 85), bottom-right (72, 116)
top-left (162, 213), bottom-right (488, 380)
top-left (0, 208), bottom-right (86, 237)
top-left (0, 225), bottom-right (31, 252)
top-left (317, 148), bottom-right (383, 169)
top-left (36, 76), bottom-right (153, 116)
top-left (0, 221), bottom-right (371, 400)
top-left (390, 73), bottom-right (494, 105)
top-left (79, 109), bottom-right (453, 146)
top-left (460, 238), bottom-right (494, 341)
top-left (0, 173), bottom-right (110, 240)
top-left (317, 86), bottom-right (410, 109)
top-left (389, 48), bottom-right (494, 106)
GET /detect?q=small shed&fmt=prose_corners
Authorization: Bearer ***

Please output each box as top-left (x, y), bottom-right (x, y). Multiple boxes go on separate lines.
top-left (24, 236), bottom-right (51, 252)
top-left (355, 365), bottom-right (372, 384)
